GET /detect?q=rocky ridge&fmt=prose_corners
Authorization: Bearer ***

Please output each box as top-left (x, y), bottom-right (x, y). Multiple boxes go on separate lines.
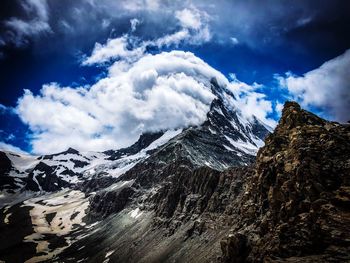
top-left (1, 98), bottom-right (348, 262)
top-left (0, 79), bottom-right (270, 263)
top-left (56, 102), bottom-right (349, 263)
top-left (221, 102), bottom-right (350, 262)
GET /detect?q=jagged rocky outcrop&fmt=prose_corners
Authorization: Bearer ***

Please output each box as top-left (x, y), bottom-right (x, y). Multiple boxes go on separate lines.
top-left (221, 102), bottom-right (350, 262)
top-left (2, 98), bottom-right (348, 263)
top-left (84, 101), bottom-right (350, 262)
top-left (26, 162), bottom-right (71, 192)
top-left (31, 101), bottom-right (348, 263)
top-left (105, 132), bottom-right (165, 160)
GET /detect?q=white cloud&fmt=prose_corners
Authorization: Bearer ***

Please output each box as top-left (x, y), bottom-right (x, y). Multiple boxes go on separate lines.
top-left (17, 51), bottom-right (217, 154)
top-left (175, 8), bottom-right (202, 30)
top-left (0, 142), bottom-right (27, 154)
top-left (122, 0), bottom-right (160, 11)
top-left (153, 29), bottom-right (189, 47)
top-left (130, 18), bottom-right (140, 32)
top-left (230, 37), bottom-right (239, 45)
top-left (278, 49), bottom-right (350, 122)
top-left (82, 35), bottom-right (145, 65)
top-left (23, 0), bottom-right (49, 20)
top-left (5, 18), bottom-right (50, 36)
top-left (17, 49), bottom-right (275, 154)
top-left (227, 75), bottom-right (276, 127)
top-left (83, 6), bottom-right (211, 65)
top-left (275, 102), bottom-right (284, 116)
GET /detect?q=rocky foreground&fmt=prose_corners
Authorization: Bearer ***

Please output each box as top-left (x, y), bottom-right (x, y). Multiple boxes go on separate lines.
top-left (220, 102), bottom-right (350, 262)
top-left (0, 101), bottom-right (349, 263)
top-left (60, 102), bottom-right (350, 262)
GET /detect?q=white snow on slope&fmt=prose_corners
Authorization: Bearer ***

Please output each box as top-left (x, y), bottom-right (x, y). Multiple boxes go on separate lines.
top-left (6, 152), bottom-right (40, 172)
top-left (145, 129), bottom-right (182, 151)
top-left (84, 129), bottom-right (182, 178)
top-left (129, 208), bottom-right (143, 219)
top-left (21, 189), bottom-right (91, 263)
top-left (224, 135), bottom-right (263, 155)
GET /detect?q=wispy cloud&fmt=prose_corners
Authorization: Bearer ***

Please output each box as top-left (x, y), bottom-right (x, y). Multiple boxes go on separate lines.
top-left (83, 7), bottom-right (211, 66)
top-left (2, 0), bottom-right (51, 47)
top-left (0, 141), bottom-right (27, 154)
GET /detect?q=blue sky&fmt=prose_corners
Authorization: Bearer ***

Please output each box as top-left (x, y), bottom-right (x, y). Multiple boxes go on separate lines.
top-left (0, 0), bottom-right (349, 154)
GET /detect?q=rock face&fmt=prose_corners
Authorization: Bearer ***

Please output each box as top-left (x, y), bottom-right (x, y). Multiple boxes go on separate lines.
top-left (221, 101), bottom-right (350, 262)
top-left (1, 99), bottom-right (349, 263)
top-left (104, 131), bottom-right (165, 160)
top-left (0, 152), bottom-right (18, 192)
top-left (76, 102), bottom-right (349, 262)
top-left (26, 162), bottom-right (71, 192)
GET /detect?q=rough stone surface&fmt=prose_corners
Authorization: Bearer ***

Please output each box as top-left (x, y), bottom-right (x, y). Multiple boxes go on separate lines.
top-left (221, 101), bottom-right (350, 262)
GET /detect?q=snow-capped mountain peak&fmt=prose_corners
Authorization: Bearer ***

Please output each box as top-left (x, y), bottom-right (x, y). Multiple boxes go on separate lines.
top-left (0, 79), bottom-right (269, 196)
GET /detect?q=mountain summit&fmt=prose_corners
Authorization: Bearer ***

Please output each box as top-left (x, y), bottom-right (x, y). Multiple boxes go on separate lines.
top-left (1, 98), bottom-right (349, 262)
top-left (0, 79), bottom-right (269, 195)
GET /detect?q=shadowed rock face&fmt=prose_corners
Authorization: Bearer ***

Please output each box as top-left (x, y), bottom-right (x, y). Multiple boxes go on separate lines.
top-left (0, 152), bottom-right (18, 192)
top-left (58, 102), bottom-right (350, 263)
top-left (26, 162), bottom-right (71, 192)
top-left (221, 101), bottom-right (350, 262)
top-left (1, 101), bottom-right (349, 263)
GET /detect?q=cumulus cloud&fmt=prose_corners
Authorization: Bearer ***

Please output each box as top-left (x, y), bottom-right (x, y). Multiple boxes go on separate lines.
top-left (175, 8), bottom-right (202, 30)
top-left (17, 51), bottom-right (217, 153)
top-left (278, 49), bottom-right (350, 122)
top-left (227, 74), bottom-right (276, 127)
top-left (1, 0), bottom-right (348, 54)
top-left (16, 48), bottom-right (275, 154)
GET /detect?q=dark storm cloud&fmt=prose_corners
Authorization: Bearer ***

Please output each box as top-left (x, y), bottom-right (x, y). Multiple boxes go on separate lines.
top-left (0, 0), bottom-right (348, 112)
top-left (1, 0), bottom-right (349, 53)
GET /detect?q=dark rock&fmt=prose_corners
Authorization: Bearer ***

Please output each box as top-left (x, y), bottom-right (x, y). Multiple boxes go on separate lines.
top-left (0, 151), bottom-right (20, 191)
top-left (105, 131), bottom-right (164, 160)
top-left (221, 101), bottom-right (350, 262)
top-left (26, 162), bottom-right (71, 191)
top-left (88, 185), bottom-right (135, 219)
top-left (221, 233), bottom-right (250, 263)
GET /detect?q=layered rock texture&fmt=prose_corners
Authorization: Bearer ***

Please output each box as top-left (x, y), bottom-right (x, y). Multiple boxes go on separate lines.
top-left (0, 101), bottom-right (349, 263)
top-left (62, 101), bottom-right (349, 263)
top-left (221, 102), bottom-right (350, 262)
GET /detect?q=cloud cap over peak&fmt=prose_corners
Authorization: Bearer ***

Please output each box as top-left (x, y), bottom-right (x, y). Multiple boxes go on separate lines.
top-left (16, 49), bottom-right (275, 154)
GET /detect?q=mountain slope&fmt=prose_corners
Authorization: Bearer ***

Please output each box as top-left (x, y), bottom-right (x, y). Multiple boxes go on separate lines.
top-left (1, 101), bottom-right (349, 262)
top-left (0, 79), bottom-right (269, 197)
top-left (1, 89), bottom-right (349, 263)
top-left (61, 101), bottom-right (349, 263)
top-left (0, 79), bottom-right (270, 262)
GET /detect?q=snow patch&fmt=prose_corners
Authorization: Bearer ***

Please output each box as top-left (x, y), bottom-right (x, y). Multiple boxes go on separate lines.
top-left (6, 152), bottom-right (39, 172)
top-left (129, 208), bottom-right (143, 219)
top-left (105, 250), bottom-right (115, 258)
top-left (225, 135), bottom-right (261, 155)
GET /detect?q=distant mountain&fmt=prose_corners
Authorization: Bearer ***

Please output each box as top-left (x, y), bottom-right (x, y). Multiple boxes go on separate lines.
top-left (2, 83), bottom-right (348, 262)
top-left (0, 79), bottom-right (269, 196)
